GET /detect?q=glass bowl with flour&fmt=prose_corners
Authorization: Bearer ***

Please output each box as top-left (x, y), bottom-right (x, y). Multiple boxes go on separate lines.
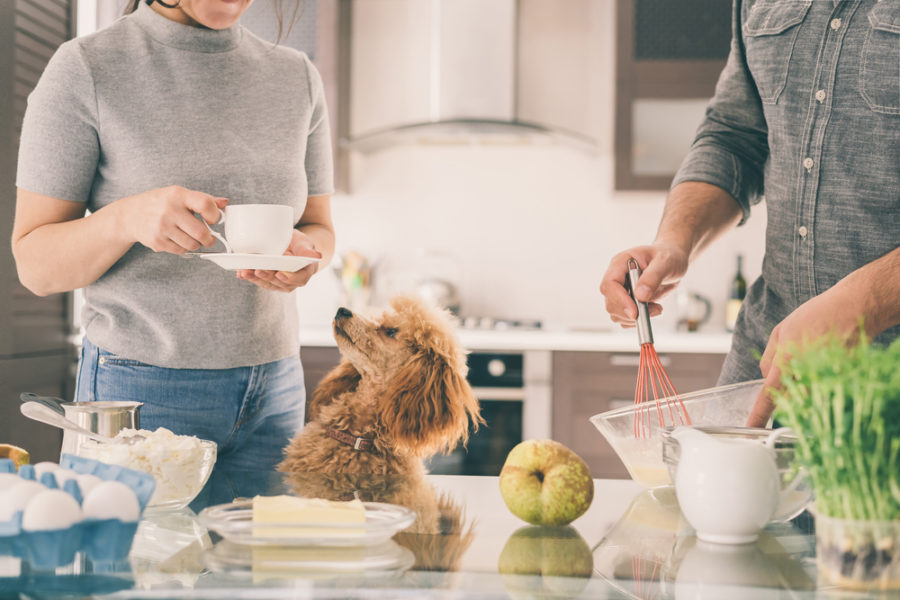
top-left (79, 428), bottom-right (216, 510)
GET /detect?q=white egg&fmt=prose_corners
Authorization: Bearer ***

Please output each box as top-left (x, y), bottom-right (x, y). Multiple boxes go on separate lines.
top-left (31, 462), bottom-right (59, 479)
top-left (0, 472), bottom-right (23, 490)
top-left (0, 480), bottom-right (46, 521)
top-left (51, 468), bottom-right (80, 487)
top-left (22, 489), bottom-right (82, 531)
top-left (75, 473), bottom-right (101, 497)
top-left (83, 480), bottom-right (140, 522)
top-left (0, 492), bottom-right (11, 522)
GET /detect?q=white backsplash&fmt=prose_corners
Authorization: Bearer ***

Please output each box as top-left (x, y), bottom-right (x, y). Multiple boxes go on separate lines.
top-left (297, 143), bottom-right (767, 334)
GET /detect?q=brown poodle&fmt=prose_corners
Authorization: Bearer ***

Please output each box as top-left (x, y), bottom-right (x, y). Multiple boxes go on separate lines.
top-left (279, 295), bottom-right (483, 478)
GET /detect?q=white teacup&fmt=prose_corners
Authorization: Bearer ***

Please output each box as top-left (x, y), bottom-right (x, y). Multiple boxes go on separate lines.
top-left (204, 204), bottom-right (294, 255)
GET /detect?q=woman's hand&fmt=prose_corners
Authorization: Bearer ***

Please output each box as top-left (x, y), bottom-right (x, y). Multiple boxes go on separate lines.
top-left (119, 185), bottom-right (228, 254)
top-left (599, 244), bottom-right (689, 327)
top-left (236, 229), bottom-right (324, 292)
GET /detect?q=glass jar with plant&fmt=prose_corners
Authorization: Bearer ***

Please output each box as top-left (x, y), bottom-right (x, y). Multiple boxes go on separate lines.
top-left (770, 333), bottom-right (900, 591)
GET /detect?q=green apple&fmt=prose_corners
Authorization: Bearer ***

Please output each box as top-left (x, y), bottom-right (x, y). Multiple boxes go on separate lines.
top-left (499, 439), bottom-right (593, 526)
top-left (498, 525), bottom-right (594, 599)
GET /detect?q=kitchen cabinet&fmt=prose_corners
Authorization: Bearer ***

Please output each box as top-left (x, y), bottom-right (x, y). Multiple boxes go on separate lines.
top-left (551, 350), bottom-right (726, 478)
top-left (614, 0), bottom-right (731, 190)
top-left (299, 345), bottom-right (342, 421)
top-left (0, 0), bottom-right (77, 462)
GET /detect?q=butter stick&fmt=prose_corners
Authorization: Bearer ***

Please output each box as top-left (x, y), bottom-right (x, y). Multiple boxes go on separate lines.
top-left (251, 495), bottom-right (366, 538)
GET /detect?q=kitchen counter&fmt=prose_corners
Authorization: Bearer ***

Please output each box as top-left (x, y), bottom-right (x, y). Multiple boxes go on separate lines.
top-left (2, 469), bottom-right (854, 599)
top-left (300, 327), bottom-right (735, 354)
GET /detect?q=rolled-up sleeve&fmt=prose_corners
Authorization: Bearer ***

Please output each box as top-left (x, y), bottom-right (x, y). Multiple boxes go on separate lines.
top-left (671, 0), bottom-right (769, 224)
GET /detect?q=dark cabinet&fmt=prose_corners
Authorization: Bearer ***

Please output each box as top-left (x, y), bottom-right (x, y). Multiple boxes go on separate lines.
top-left (614, 0), bottom-right (731, 190)
top-left (551, 350), bottom-right (725, 478)
top-left (0, 0), bottom-right (77, 463)
top-left (299, 345), bottom-right (342, 419)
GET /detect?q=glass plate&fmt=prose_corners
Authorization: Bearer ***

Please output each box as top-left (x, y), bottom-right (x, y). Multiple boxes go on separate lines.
top-left (197, 500), bottom-right (416, 547)
top-left (204, 538), bottom-right (416, 577)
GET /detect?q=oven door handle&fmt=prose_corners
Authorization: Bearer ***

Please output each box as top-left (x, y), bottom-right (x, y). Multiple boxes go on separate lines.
top-left (470, 387), bottom-right (526, 401)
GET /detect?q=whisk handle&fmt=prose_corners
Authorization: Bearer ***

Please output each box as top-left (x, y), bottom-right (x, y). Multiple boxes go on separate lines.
top-left (626, 258), bottom-right (654, 345)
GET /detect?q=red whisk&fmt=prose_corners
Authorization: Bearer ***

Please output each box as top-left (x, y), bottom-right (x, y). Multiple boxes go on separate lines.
top-left (625, 258), bottom-right (691, 438)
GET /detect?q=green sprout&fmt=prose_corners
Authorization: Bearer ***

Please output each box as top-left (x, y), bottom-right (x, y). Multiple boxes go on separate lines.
top-left (771, 332), bottom-right (900, 522)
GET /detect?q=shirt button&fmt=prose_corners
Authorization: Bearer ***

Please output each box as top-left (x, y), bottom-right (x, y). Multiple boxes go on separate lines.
top-left (803, 157), bottom-right (814, 170)
top-left (815, 90), bottom-right (826, 102)
top-left (798, 226), bottom-right (808, 238)
top-left (830, 18), bottom-right (842, 30)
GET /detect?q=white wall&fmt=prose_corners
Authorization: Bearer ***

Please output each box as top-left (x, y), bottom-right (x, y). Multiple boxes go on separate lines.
top-left (298, 1), bottom-right (767, 333)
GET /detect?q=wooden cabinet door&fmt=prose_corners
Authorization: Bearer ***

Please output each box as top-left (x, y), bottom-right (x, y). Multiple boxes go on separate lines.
top-left (299, 346), bottom-right (342, 417)
top-left (552, 351), bottom-right (725, 478)
top-left (0, 0), bottom-right (77, 463)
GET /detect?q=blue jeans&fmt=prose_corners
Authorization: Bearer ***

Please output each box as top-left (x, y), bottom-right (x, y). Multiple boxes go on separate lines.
top-left (75, 337), bottom-right (306, 475)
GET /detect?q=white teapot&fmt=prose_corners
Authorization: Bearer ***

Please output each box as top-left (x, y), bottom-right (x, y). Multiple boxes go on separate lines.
top-left (670, 426), bottom-right (803, 544)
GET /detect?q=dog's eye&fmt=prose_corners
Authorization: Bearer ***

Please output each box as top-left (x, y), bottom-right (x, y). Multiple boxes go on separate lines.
top-left (383, 327), bottom-right (398, 338)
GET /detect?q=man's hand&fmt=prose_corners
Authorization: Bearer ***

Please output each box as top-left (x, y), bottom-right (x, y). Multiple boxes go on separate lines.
top-left (236, 229), bottom-right (323, 293)
top-left (748, 283), bottom-right (864, 427)
top-left (599, 244), bottom-right (689, 327)
top-left (599, 182), bottom-right (742, 329)
top-left (748, 246), bottom-right (900, 427)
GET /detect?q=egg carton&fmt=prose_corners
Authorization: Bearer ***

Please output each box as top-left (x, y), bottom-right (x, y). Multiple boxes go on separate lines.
top-left (0, 454), bottom-right (155, 569)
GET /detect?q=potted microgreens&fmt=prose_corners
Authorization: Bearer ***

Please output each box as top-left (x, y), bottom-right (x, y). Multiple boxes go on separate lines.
top-left (770, 333), bottom-right (900, 591)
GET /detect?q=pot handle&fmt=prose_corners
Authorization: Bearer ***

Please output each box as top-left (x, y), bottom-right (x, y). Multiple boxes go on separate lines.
top-left (20, 392), bottom-right (66, 416)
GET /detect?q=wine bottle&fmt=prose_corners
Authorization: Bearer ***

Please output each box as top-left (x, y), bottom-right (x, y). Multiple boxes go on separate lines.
top-left (725, 255), bottom-right (747, 331)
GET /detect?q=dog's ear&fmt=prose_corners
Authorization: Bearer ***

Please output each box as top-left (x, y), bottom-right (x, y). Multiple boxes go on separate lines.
top-left (380, 349), bottom-right (482, 456)
top-left (307, 359), bottom-right (361, 422)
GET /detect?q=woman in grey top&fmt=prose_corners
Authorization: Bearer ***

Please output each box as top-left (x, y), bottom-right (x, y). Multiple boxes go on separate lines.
top-left (11, 0), bottom-right (334, 475)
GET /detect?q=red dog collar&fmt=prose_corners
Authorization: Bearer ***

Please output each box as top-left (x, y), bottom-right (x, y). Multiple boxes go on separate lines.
top-left (326, 428), bottom-right (374, 451)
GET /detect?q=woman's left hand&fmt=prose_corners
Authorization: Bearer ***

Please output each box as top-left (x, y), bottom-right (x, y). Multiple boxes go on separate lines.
top-left (236, 229), bottom-right (323, 292)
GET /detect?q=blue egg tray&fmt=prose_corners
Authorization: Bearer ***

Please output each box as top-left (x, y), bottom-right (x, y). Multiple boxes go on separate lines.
top-left (0, 454), bottom-right (156, 569)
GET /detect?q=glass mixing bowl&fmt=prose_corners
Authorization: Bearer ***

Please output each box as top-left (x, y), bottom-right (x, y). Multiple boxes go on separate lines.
top-left (80, 437), bottom-right (217, 511)
top-left (589, 379), bottom-right (765, 488)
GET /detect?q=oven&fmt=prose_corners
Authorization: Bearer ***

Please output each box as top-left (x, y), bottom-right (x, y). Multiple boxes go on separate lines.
top-left (426, 349), bottom-right (552, 476)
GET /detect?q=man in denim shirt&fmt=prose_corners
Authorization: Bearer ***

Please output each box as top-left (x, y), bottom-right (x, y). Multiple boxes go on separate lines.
top-left (600, 0), bottom-right (899, 426)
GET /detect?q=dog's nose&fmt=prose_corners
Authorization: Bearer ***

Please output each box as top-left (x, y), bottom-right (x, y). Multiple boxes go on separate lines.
top-left (335, 307), bottom-right (353, 320)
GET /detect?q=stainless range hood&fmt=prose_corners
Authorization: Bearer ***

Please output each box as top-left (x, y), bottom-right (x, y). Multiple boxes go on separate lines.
top-left (341, 0), bottom-right (599, 152)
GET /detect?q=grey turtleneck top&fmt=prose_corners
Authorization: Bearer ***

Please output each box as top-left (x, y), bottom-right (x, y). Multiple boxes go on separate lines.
top-left (17, 2), bottom-right (334, 369)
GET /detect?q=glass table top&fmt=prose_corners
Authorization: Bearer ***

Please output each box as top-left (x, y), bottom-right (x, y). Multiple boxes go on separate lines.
top-left (0, 467), bottom-right (888, 599)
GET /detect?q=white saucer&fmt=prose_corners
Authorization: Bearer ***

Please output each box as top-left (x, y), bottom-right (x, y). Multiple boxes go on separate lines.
top-left (193, 253), bottom-right (320, 272)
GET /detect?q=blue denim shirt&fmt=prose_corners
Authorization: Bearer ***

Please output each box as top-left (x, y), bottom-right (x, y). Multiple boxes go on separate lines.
top-left (673, 0), bottom-right (900, 383)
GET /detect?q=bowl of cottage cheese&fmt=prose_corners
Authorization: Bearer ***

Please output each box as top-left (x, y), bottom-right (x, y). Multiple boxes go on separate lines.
top-left (79, 428), bottom-right (216, 510)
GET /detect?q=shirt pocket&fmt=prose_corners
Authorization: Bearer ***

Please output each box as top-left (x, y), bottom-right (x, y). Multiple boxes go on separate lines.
top-left (860, 1), bottom-right (900, 115)
top-left (742, 0), bottom-right (812, 104)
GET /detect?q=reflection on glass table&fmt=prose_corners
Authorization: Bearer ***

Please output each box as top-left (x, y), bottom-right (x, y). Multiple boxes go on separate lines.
top-left (204, 538), bottom-right (416, 582)
top-left (129, 507), bottom-right (211, 590)
top-left (593, 487), bottom-right (817, 600)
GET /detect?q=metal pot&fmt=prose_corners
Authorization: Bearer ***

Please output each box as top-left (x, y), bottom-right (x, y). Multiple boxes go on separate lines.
top-left (416, 278), bottom-right (461, 315)
top-left (60, 401), bottom-right (142, 458)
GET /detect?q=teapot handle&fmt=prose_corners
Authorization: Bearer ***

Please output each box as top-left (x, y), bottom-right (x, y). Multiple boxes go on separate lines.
top-left (765, 427), bottom-right (810, 521)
